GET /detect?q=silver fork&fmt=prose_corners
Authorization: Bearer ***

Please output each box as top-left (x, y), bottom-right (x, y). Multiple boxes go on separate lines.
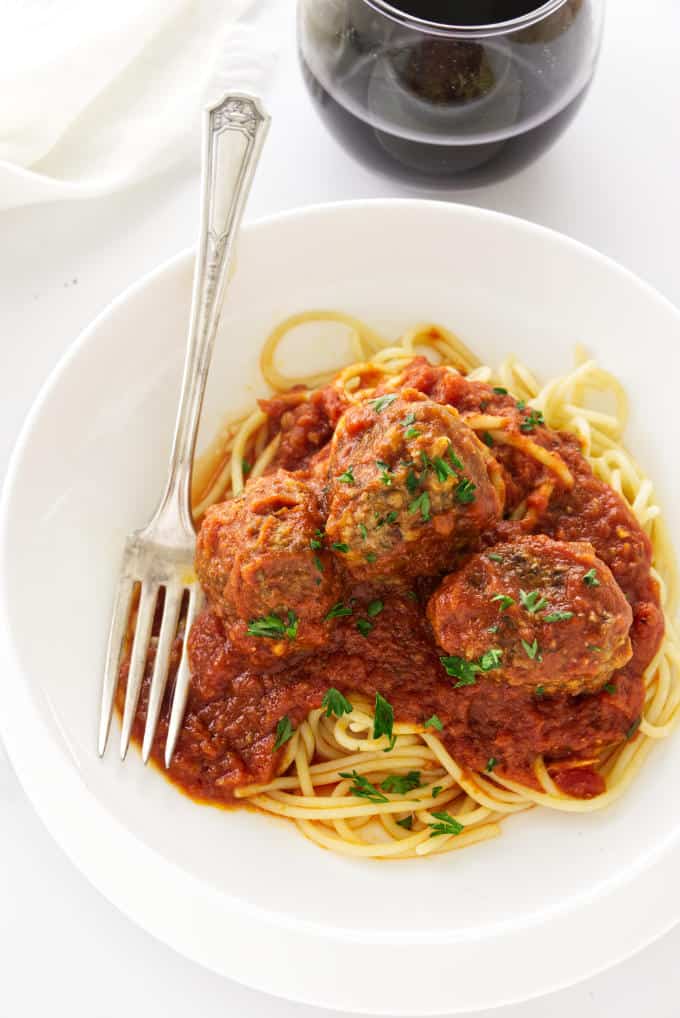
top-left (98, 93), bottom-right (270, 767)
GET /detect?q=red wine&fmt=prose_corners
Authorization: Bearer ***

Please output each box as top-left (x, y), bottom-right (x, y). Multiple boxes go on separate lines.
top-left (383, 1), bottom-right (553, 26)
top-left (298, 0), bottom-right (599, 187)
top-left (300, 54), bottom-right (590, 188)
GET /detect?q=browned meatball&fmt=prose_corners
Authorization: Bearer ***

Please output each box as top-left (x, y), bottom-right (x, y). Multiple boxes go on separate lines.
top-left (427, 535), bottom-right (633, 696)
top-left (325, 391), bottom-right (502, 582)
top-left (195, 471), bottom-right (340, 664)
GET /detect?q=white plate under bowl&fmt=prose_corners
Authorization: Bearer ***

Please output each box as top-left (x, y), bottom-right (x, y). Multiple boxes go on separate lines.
top-left (2, 200), bottom-right (680, 1015)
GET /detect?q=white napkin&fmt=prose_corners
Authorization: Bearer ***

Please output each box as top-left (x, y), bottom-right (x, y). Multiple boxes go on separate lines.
top-left (0, 0), bottom-right (284, 210)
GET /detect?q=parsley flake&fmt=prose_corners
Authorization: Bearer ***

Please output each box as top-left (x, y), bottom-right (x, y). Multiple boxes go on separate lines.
top-left (369, 394), bottom-right (398, 413)
top-left (447, 446), bottom-right (464, 471)
top-left (486, 757), bottom-right (498, 773)
top-left (274, 715), bottom-right (295, 750)
top-left (492, 593), bottom-right (515, 612)
top-left (519, 409), bottom-right (545, 433)
top-left (522, 638), bottom-right (542, 661)
top-left (366, 552), bottom-right (377, 563)
top-left (455, 478), bottom-right (477, 504)
top-left (367, 600), bottom-right (384, 618)
top-left (358, 523), bottom-right (368, 541)
top-left (313, 555), bottom-right (324, 573)
top-left (431, 786), bottom-right (443, 798)
top-left (535, 685), bottom-right (546, 697)
top-left (429, 812), bottom-right (464, 838)
top-left (433, 456), bottom-right (456, 483)
top-left (248, 611), bottom-right (298, 641)
top-left (322, 688), bottom-right (353, 718)
top-left (520, 589), bottom-right (548, 614)
top-left (381, 771), bottom-right (422, 795)
top-left (406, 467), bottom-right (419, 494)
top-left (396, 815), bottom-right (414, 830)
top-left (544, 610), bottom-right (574, 623)
top-left (332, 542), bottom-right (349, 553)
top-left (424, 715), bottom-right (444, 731)
top-left (492, 387), bottom-right (508, 396)
top-left (356, 619), bottom-right (373, 637)
top-left (339, 770), bottom-right (388, 803)
top-left (376, 460), bottom-right (393, 485)
top-left (604, 683), bottom-right (616, 695)
top-left (440, 656), bottom-right (477, 687)
top-left (242, 458), bottom-right (252, 475)
top-left (325, 601), bottom-right (353, 620)
top-left (583, 568), bottom-right (600, 587)
top-left (338, 467), bottom-right (356, 485)
top-left (488, 553), bottom-right (503, 563)
top-left (401, 411), bottom-right (417, 427)
top-left (409, 490), bottom-right (431, 522)
top-left (373, 692), bottom-right (395, 748)
top-left (482, 431), bottom-right (495, 447)
top-left (405, 427), bottom-right (421, 440)
top-left (626, 718), bottom-right (641, 740)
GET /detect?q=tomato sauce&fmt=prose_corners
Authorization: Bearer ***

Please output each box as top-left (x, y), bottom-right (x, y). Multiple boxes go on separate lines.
top-left (127, 360), bottom-right (664, 803)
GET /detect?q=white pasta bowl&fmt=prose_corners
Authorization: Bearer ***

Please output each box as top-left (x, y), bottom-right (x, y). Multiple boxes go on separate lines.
top-left (1, 199), bottom-right (680, 1015)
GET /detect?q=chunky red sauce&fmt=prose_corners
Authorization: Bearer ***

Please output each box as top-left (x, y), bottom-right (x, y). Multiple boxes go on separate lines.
top-left (125, 359), bottom-right (664, 803)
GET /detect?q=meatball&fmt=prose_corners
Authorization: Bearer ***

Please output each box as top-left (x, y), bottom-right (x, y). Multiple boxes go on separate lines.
top-left (325, 392), bottom-right (502, 582)
top-left (427, 535), bottom-right (633, 696)
top-left (195, 471), bottom-right (340, 664)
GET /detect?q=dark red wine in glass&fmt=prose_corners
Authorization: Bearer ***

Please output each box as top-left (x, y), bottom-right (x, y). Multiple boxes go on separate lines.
top-left (298, 0), bottom-right (604, 187)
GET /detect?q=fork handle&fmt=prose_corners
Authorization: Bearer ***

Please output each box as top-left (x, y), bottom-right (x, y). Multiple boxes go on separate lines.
top-left (151, 93), bottom-right (270, 539)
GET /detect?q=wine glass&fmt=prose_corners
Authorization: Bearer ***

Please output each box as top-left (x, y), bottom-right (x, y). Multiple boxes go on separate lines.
top-left (297, 0), bottom-right (605, 188)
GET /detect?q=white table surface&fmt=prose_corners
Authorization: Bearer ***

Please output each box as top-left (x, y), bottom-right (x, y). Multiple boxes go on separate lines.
top-left (1, 3), bottom-right (679, 1016)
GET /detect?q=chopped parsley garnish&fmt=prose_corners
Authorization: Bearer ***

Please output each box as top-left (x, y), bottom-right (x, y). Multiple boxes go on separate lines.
top-left (409, 491), bottom-right (431, 522)
top-left (405, 427), bottom-right (421, 440)
top-left (325, 601), bottom-right (353, 620)
top-left (447, 446), bottom-right (464, 471)
top-left (369, 393), bottom-right (398, 413)
top-left (455, 478), bottom-right (477, 504)
top-left (332, 542), bottom-right (349, 553)
top-left (406, 590), bottom-right (418, 603)
top-left (310, 536), bottom-right (323, 550)
top-left (583, 568), bottom-right (600, 587)
top-left (338, 467), bottom-right (356, 485)
top-left (358, 523), bottom-right (368, 541)
top-left (535, 685), bottom-right (546, 697)
top-left (520, 589), bottom-right (548, 614)
top-left (401, 411), bottom-right (417, 427)
top-left (381, 771), bottom-right (422, 794)
top-left (242, 458), bottom-right (252, 475)
top-left (433, 456), bottom-right (456, 483)
top-left (356, 619), bottom-right (373, 637)
top-left (431, 786), bottom-right (443, 798)
top-left (377, 510), bottom-right (398, 528)
top-left (367, 600), bottom-right (384, 618)
top-left (441, 649), bottom-right (503, 686)
top-left (626, 718), bottom-right (641, 741)
top-left (248, 611), bottom-right (298, 641)
top-left (588, 645), bottom-right (602, 653)
top-left (274, 715), bottom-right (295, 750)
top-left (604, 683), bottom-right (616, 695)
top-left (313, 555), bottom-right (324, 573)
top-left (373, 692), bottom-right (395, 749)
top-left (519, 409), bottom-right (545, 433)
top-left (339, 770), bottom-right (388, 803)
top-left (406, 467), bottom-right (419, 494)
top-left (544, 610), bottom-right (574, 623)
top-left (424, 715), bottom-right (443, 731)
top-left (376, 460), bottom-right (393, 485)
top-left (322, 688), bottom-right (353, 718)
top-left (486, 757), bottom-right (498, 773)
top-left (429, 812), bottom-right (464, 838)
top-left (488, 553), bottom-right (503, 563)
top-left (522, 638), bottom-right (542, 661)
top-left (396, 814), bottom-right (414, 830)
top-left (479, 648), bottom-right (503, 670)
top-left (492, 387), bottom-right (508, 396)
top-left (516, 400), bottom-right (526, 411)
top-left (366, 552), bottom-right (377, 563)
top-left (482, 431), bottom-right (495, 447)
top-left (492, 593), bottom-right (515, 612)
top-left (488, 624), bottom-right (500, 634)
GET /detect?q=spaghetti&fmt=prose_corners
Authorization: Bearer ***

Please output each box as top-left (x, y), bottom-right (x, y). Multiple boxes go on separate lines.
top-left (183, 313), bottom-right (680, 860)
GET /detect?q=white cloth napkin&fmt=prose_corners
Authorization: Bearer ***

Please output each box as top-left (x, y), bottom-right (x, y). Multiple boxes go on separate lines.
top-left (0, 0), bottom-right (284, 210)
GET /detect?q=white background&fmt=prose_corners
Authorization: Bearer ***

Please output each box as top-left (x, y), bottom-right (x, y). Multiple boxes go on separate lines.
top-left (2, 3), bottom-right (680, 1016)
